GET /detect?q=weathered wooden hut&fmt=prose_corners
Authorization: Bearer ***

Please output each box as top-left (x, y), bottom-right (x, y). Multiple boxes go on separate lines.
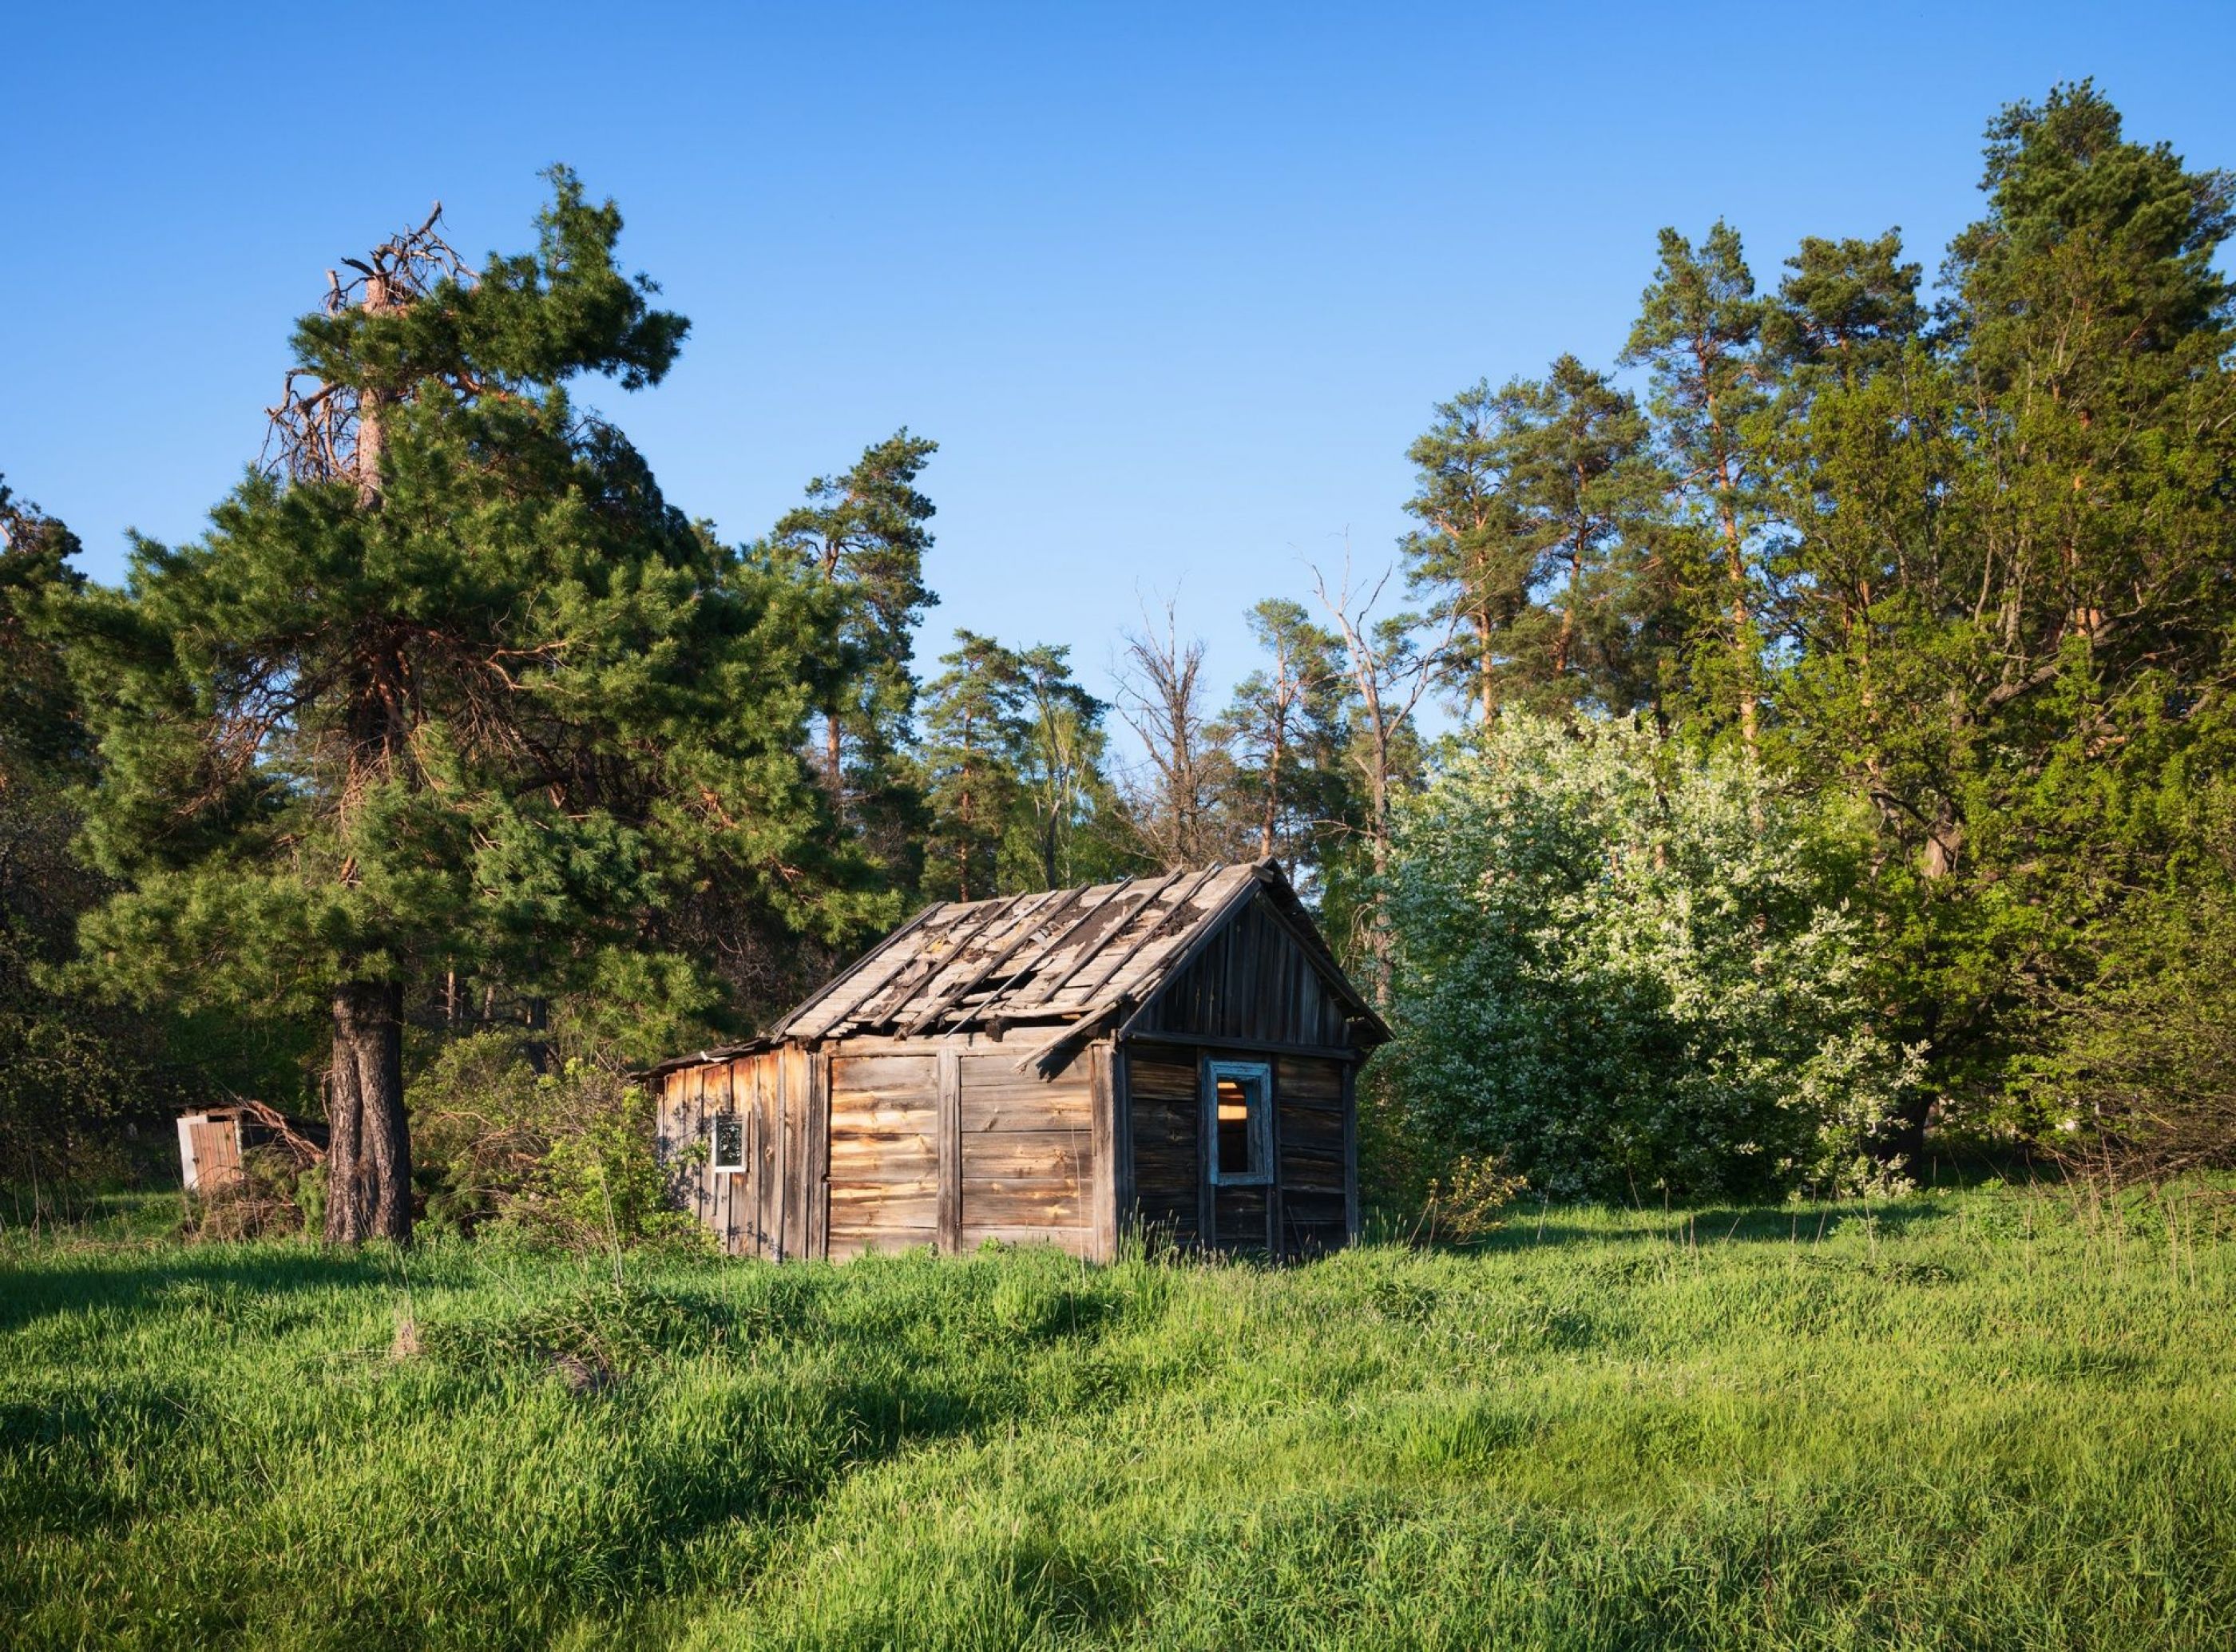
top-left (174, 1101), bottom-right (327, 1192)
top-left (648, 860), bottom-right (1387, 1262)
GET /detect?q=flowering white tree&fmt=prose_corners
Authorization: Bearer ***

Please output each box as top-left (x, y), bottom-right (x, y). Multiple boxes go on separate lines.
top-left (1383, 711), bottom-right (1919, 1200)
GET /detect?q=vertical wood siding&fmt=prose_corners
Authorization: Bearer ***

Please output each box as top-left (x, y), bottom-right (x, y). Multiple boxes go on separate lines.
top-left (1125, 894), bottom-right (1358, 1048)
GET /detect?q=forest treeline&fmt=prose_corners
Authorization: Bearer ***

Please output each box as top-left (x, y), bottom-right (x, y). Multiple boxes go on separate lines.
top-left (3, 81), bottom-right (2232, 1233)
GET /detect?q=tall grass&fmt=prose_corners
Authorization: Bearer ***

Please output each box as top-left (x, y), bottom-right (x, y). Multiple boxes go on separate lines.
top-left (4, 1186), bottom-right (2232, 1649)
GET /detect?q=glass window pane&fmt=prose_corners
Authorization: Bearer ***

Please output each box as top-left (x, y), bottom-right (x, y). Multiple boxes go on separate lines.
top-left (712, 1113), bottom-right (743, 1170)
top-left (1216, 1078), bottom-right (1251, 1175)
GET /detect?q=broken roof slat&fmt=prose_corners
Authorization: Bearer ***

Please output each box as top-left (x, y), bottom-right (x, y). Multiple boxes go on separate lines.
top-left (1004, 870), bottom-right (1187, 1011)
top-left (776, 901), bottom-right (947, 1041)
top-left (826, 896), bottom-right (1014, 1032)
top-left (897, 886), bottom-right (1073, 1036)
top-left (941, 874), bottom-right (1132, 1034)
top-left (1065, 862), bottom-right (1239, 1008)
top-left (664, 860), bottom-right (1385, 1070)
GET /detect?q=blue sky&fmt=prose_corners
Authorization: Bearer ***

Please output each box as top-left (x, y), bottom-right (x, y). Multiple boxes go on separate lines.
top-left (7, 2), bottom-right (2233, 725)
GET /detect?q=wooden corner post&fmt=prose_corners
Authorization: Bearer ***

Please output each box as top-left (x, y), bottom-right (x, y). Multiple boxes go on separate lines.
top-left (937, 1044), bottom-right (962, 1254)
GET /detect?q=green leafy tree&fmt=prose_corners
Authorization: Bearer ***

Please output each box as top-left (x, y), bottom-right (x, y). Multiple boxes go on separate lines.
top-left (61, 174), bottom-right (878, 1243)
top-left (1760, 85), bottom-right (2236, 1146)
top-left (1382, 711), bottom-right (1918, 1201)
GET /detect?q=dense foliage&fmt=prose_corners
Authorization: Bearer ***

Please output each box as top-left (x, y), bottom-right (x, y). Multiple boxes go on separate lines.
top-left (1383, 713), bottom-right (1917, 1200)
top-left (1387, 81), bottom-right (2236, 1181)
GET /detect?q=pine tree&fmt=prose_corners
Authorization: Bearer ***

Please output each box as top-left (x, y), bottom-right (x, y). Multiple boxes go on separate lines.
top-left (1211, 598), bottom-right (1354, 881)
top-left (61, 174), bottom-right (875, 1243)
top-left (772, 430), bottom-right (938, 822)
top-left (1001, 644), bottom-right (1121, 892)
top-left (0, 479), bottom-right (89, 790)
top-left (1501, 355), bottom-right (1666, 714)
top-left (1400, 382), bottom-right (1536, 721)
top-left (1623, 222), bottom-right (1770, 756)
top-left (1762, 84), bottom-right (2236, 1143)
top-left (917, 632), bottom-right (1124, 900)
top-left (918, 631), bottom-right (1029, 902)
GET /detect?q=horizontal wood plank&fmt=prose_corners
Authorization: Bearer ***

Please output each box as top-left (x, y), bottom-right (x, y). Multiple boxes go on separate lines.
top-left (961, 1183), bottom-right (1088, 1225)
top-left (831, 1054), bottom-right (938, 1097)
top-left (1132, 1099), bottom-right (1196, 1148)
top-left (961, 1130), bottom-right (1089, 1180)
top-left (1126, 1051), bottom-right (1199, 1101)
top-left (1279, 1106), bottom-right (1344, 1154)
top-left (961, 1076), bottom-right (1093, 1132)
top-left (1281, 1190), bottom-right (1346, 1227)
top-left (828, 1187), bottom-right (939, 1223)
top-left (1275, 1056), bottom-right (1346, 1103)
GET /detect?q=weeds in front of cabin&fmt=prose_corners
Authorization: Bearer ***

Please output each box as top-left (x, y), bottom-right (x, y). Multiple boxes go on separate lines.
top-left (2, 1185), bottom-right (2233, 1650)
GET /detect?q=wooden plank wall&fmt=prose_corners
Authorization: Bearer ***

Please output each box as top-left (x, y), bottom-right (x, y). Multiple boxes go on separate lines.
top-left (1125, 1046), bottom-right (1202, 1248)
top-left (656, 1065), bottom-right (729, 1250)
top-left (1275, 1055), bottom-right (1350, 1257)
top-left (659, 1051), bottom-right (824, 1258)
top-left (687, 1040), bottom-right (1100, 1261)
top-left (1124, 894), bottom-right (1356, 1048)
top-left (182, 1117), bottom-right (244, 1192)
top-left (1117, 1044), bottom-right (1356, 1259)
top-left (827, 1052), bottom-right (939, 1258)
top-left (958, 1052), bottom-right (1095, 1254)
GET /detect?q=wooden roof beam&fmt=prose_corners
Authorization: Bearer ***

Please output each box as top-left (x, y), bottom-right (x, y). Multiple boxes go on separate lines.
top-left (1004, 869), bottom-right (1186, 1010)
top-left (896, 886), bottom-right (1075, 1036)
top-left (1068, 862), bottom-right (1234, 1003)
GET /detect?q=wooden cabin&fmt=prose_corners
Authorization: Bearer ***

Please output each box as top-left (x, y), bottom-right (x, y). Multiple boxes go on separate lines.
top-left (648, 861), bottom-right (1388, 1262)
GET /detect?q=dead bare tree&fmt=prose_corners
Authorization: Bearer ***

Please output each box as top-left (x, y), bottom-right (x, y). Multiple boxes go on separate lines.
top-left (1310, 550), bottom-right (1457, 1002)
top-left (1113, 598), bottom-right (1234, 870)
top-left (263, 204), bottom-right (474, 493)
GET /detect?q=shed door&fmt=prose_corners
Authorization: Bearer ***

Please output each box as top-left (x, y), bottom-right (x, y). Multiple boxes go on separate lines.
top-left (187, 1118), bottom-right (244, 1191)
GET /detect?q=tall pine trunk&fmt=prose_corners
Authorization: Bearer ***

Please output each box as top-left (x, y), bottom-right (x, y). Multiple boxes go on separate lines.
top-left (324, 981), bottom-right (410, 1243)
top-left (321, 272), bottom-right (414, 1245)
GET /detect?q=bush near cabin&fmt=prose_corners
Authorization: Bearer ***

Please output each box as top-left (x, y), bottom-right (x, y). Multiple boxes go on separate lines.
top-left (1382, 711), bottom-right (1919, 1202)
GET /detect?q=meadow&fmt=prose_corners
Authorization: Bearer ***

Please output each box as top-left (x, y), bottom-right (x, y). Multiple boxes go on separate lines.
top-left (3, 1185), bottom-right (2233, 1650)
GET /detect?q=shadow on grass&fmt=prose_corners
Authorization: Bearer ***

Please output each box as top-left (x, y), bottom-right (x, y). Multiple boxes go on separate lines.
top-left (1404, 1197), bottom-right (1971, 1257)
top-left (0, 1245), bottom-right (414, 1333)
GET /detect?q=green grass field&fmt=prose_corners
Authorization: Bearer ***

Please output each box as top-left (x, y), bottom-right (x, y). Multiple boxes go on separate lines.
top-left (4, 1186), bottom-right (2233, 1650)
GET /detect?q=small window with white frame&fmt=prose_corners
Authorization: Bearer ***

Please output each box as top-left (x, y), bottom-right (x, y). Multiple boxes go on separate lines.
top-left (710, 1112), bottom-right (745, 1173)
top-left (1207, 1060), bottom-right (1272, 1186)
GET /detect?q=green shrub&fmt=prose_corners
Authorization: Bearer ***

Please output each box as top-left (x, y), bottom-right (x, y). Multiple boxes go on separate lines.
top-left (409, 1033), bottom-right (707, 1252)
top-left (1382, 711), bottom-right (1920, 1201)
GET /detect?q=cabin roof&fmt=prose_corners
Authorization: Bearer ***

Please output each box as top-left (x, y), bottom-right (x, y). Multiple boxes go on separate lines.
top-left (644, 861), bottom-right (1387, 1078)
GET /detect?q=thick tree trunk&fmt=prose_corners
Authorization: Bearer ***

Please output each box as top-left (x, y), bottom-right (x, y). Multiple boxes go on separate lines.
top-left (324, 981), bottom-right (410, 1244)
